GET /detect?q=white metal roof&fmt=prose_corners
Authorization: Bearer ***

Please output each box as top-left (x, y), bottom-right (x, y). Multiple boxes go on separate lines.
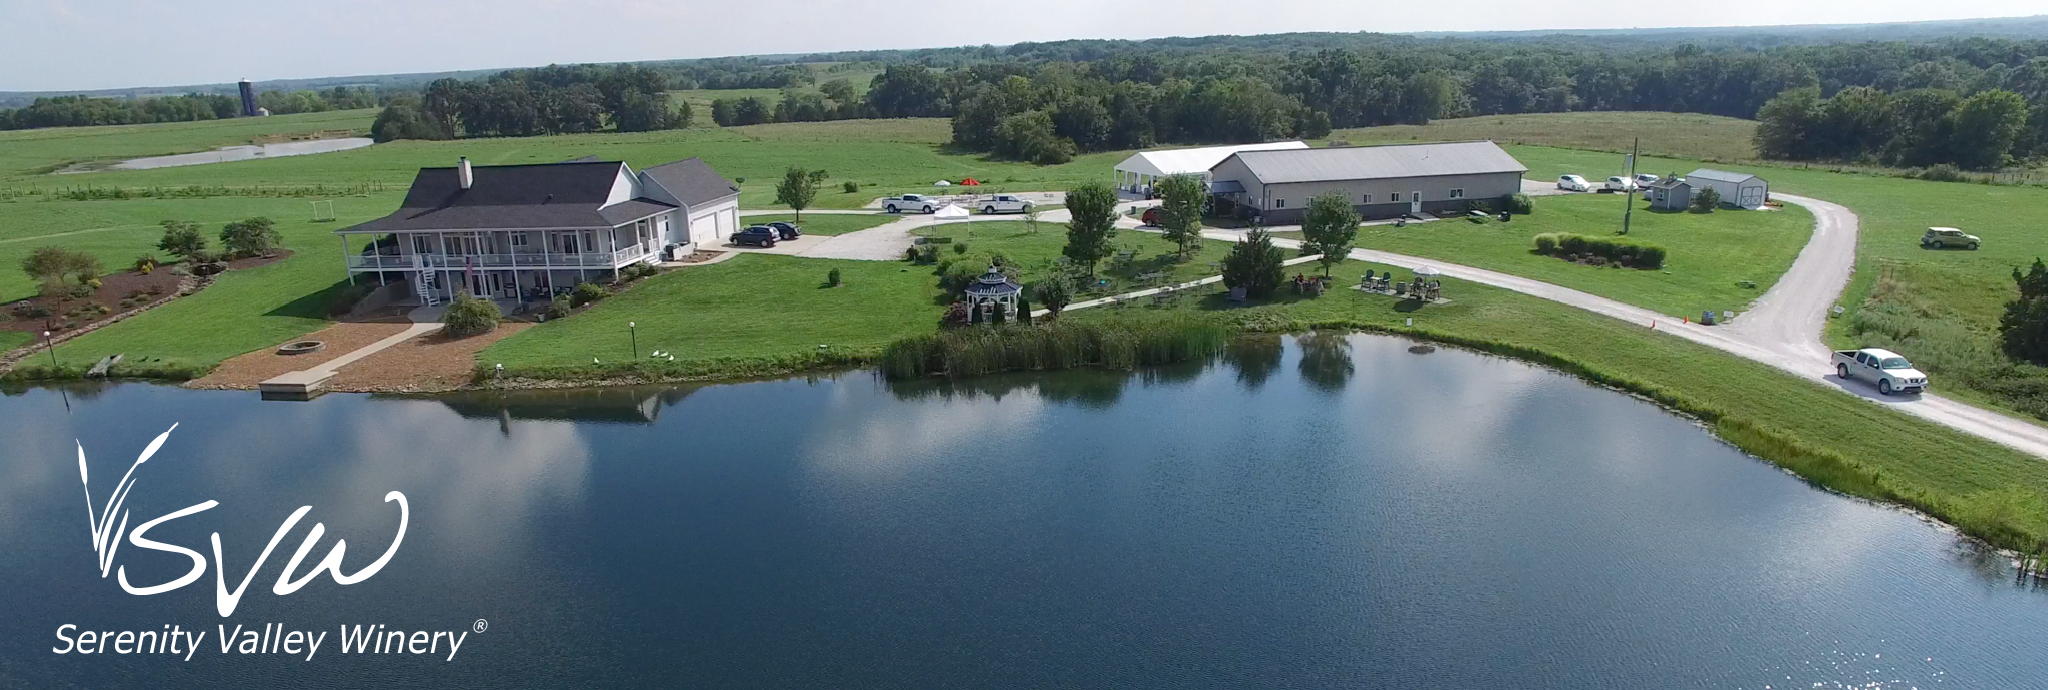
top-left (1687, 168), bottom-right (1762, 184)
top-left (1224, 141), bottom-right (1528, 184)
top-left (1114, 141), bottom-right (1309, 178)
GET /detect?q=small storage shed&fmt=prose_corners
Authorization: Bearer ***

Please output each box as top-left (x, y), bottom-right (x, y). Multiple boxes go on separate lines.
top-left (1647, 178), bottom-right (1693, 211)
top-left (1686, 169), bottom-right (1768, 210)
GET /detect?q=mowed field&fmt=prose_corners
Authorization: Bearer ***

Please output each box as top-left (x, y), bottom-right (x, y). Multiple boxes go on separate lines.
top-left (1328, 111), bottom-right (1760, 162)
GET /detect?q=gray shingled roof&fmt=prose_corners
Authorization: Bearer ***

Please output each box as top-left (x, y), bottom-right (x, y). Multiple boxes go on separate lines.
top-left (598, 198), bottom-right (680, 226)
top-left (643, 157), bottom-right (740, 207)
top-left (1687, 168), bottom-right (1761, 184)
top-left (340, 161), bottom-right (629, 233)
top-left (1224, 141), bottom-right (1527, 184)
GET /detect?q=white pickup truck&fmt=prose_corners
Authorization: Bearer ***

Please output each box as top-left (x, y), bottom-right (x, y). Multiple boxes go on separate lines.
top-left (881, 194), bottom-right (939, 214)
top-left (1833, 347), bottom-right (1929, 395)
top-left (979, 194), bottom-right (1035, 214)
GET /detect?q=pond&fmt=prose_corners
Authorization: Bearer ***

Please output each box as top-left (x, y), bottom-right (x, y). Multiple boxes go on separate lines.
top-left (3, 334), bottom-right (2044, 688)
top-left (61, 137), bottom-right (374, 173)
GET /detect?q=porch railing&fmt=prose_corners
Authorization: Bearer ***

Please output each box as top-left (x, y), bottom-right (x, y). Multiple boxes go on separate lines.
top-left (349, 245), bottom-right (651, 270)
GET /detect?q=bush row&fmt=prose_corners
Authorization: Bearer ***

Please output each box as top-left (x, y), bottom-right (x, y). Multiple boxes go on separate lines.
top-left (1532, 232), bottom-right (1667, 269)
top-left (880, 316), bottom-right (1230, 379)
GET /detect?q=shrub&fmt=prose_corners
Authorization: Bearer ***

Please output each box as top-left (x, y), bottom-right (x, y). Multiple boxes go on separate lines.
top-left (442, 294), bottom-right (500, 337)
top-left (570, 282), bottom-right (610, 308)
top-left (1918, 164), bottom-right (1969, 183)
top-left (549, 295), bottom-right (572, 319)
top-left (1690, 186), bottom-right (1722, 213)
top-left (827, 267), bottom-right (842, 287)
top-left (952, 242), bottom-right (968, 255)
top-left (1532, 232), bottom-right (1666, 269)
top-left (157, 220), bottom-right (207, 260)
top-left (66, 283), bottom-right (95, 299)
top-left (218, 217), bottom-right (281, 258)
top-left (133, 255), bottom-right (159, 272)
top-left (939, 261), bottom-right (987, 292)
top-left (13, 303), bottom-right (52, 319)
top-left (1503, 193), bottom-right (1534, 215)
top-left (1031, 275), bottom-right (1072, 317)
top-left (881, 315), bottom-right (1230, 379)
top-left (1222, 228), bottom-right (1286, 298)
top-left (843, 181), bottom-right (860, 193)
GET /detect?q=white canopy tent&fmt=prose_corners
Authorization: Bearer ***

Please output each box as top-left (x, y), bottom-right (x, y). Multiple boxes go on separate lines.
top-left (1112, 141), bottom-right (1309, 195)
top-left (934, 204), bottom-right (971, 222)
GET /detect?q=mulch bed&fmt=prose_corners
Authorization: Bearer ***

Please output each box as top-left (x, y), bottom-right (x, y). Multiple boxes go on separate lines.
top-left (184, 322), bottom-right (412, 390)
top-left (2, 250), bottom-right (293, 337)
top-left (3, 266), bottom-right (183, 335)
top-left (325, 323), bottom-right (533, 393)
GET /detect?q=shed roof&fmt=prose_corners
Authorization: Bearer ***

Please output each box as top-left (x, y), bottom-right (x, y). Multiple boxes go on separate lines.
top-left (1223, 141), bottom-right (1528, 184)
top-left (1115, 141), bottom-right (1309, 178)
top-left (1687, 168), bottom-right (1762, 184)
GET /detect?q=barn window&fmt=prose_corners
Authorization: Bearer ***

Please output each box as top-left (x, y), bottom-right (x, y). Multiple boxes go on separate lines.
top-left (1390, 192), bottom-right (1401, 202)
top-left (1274, 198), bottom-right (1286, 209)
top-left (1362, 194), bottom-right (1372, 204)
top-left (1449, 188), bottom-right (1465, 199)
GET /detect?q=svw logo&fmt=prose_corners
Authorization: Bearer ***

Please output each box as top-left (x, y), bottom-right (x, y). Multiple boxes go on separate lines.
top-left (78, 424), bottom-right (408, 617)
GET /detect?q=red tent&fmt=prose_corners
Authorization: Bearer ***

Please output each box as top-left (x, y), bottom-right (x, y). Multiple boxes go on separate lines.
top-left (960, 178), bottom-right (980, 186)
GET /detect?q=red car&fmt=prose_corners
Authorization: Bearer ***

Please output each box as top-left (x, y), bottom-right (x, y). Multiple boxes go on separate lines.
top-left (1140, 207), bottom-right (1161, 226)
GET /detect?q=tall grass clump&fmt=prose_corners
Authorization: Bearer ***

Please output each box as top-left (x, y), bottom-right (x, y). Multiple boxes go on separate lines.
top-left (1532, 232), bottom-right (1666, 269)
top-left (881, 316), bottom-right (1229, 379)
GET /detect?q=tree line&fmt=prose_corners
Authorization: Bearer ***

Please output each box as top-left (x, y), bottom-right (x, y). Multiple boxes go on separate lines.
top-left (1753, 57), bottom-right (2048, 169)
top-left (0, 86), bottom-right (381, 130)
top-left (370, 64), bottom-right (689, 142)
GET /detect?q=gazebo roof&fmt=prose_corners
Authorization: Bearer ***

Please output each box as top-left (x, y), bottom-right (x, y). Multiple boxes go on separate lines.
top-left (964, 266), bottom-right (1022, 297)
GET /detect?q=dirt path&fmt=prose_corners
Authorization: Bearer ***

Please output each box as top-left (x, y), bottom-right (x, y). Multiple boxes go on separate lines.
top-left (186, 323), bottom-right (411, 389)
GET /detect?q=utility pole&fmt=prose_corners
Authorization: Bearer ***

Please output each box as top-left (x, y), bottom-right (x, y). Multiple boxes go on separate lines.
top-left (1621, 137), bottom-right (1639, 236)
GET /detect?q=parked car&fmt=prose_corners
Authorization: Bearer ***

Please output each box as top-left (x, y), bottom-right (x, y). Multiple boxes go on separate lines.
top-left (1603, 176), bottom-right (1638, 193)
top-left (1140, 207), bottom-right (1161, 226)
top-left (1921, 226), bottom-right (1980, 250)
top-left (1557, 175), bottom-right (1592, 192)
top-left (1632, 173), bottom-right (1661, 188)
top-left (732, 225), bottom-right (780, 247)
top-left (1833, 347), bottom-right (1929, 395)
top-left (980, 194), bottom-right (1035, 214)
top-left (882, 194), bottom-right (939, 214)
top-left (764, 221), bottom-right (802, 240)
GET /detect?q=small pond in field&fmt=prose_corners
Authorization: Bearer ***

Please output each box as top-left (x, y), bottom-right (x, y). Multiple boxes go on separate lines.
top-left (59, 137), bottom-right (374, 173)
top-left (3, 333), bottom-right (2046, 688)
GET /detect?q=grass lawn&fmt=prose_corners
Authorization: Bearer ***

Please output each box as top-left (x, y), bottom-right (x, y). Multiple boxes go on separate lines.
top-left (1325, 111), bottom-right (1760, 166)
top-left (1344, 191), bottom-right (1812, 318)
top-left (0, 331), bottom-right (31, 352)
top-left (483, 253), bottom-right (945, 370)
top-left (914, 221), bottom-right (1234, 296)
top-left (0, 109), bottom-right (377, 178)
top-left (1074, 256), bottom-right (2048, 550)
top-left (742, 213), bottom-right (893, 236)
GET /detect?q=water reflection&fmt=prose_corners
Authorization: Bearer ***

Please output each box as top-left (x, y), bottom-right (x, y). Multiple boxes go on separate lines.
top-left (1294, 330), bottom-right (1355, 393)
top-left (432, 386), bottom-right (700, 425)
top-left (1221, 334), bottom-right (1284, 391)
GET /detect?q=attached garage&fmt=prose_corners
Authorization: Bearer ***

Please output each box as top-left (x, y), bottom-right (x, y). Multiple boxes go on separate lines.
top-left (638, 157), bottom-right (742, 251)
top-left (1685, 169), bottom-right (1769, 210)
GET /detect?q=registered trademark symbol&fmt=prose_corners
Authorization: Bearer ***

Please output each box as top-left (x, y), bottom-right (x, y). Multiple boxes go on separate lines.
top-left (474, 619), bottom-right (488, 633)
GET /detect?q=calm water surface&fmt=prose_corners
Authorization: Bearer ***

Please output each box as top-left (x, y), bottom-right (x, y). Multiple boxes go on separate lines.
top-left (3, 334), bottom-right (2044, 688)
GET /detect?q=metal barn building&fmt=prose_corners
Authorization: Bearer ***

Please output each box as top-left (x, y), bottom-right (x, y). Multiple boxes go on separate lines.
top-left (1111, 141), bottom-right (1308, 196)
top-left (1685, 169), bottom-right (1769, 209)
top-left (1206, 141), bottom-right (1528, 224)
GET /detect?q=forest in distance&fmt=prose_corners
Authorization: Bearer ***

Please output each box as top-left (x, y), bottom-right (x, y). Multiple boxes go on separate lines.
top-left (6, 24), bottom-right (2048, 170)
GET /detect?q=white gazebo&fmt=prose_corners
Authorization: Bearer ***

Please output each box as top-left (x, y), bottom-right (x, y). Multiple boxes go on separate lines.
top-left (1112, 141), bottom-right (1309, 195)
top-left (964, 265), bottom-right (1023, 323)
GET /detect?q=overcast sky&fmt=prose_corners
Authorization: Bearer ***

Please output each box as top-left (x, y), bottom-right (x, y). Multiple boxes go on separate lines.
top-left (4, 0), bottom-right (2044, 92)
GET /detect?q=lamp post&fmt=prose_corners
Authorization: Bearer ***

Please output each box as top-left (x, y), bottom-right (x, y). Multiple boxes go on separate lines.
top-left (628, 322), bottom-right (637, 359)
top-left (42, 330), bottom-right (58, 370)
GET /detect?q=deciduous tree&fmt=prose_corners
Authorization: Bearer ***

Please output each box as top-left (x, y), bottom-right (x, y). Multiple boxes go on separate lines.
top-left (1061, 182), bottom-right (1120, 277)
top-left (1155, 174), bottom-right (1206, 258)
top-left (776, 167), bottom-right (820, 222)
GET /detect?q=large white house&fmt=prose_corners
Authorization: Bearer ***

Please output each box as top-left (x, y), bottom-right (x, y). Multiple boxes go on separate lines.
top-left (1111, 141), bottom-right (1308, 195)
top-left (336, 156), bottom-right (739, 307)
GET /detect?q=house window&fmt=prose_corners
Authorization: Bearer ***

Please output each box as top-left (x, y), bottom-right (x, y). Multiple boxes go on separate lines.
top-left (511, 233), bottom-right (528, 247)
top-left (1390, 192), bottom-right (1401, 202)
top-left (1362, 194), bottom-right (1372, 204)
top-left (1274, 198), bottom-right (1286, 209)
top-left (1449, 188), bottom-right (1465, 199)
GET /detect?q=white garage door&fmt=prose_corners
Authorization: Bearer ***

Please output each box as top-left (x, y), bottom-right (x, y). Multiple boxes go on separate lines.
top-left (690, 215), bottom-right (718, 245)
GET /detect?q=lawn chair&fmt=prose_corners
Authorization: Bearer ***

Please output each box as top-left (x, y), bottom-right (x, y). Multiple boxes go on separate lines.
top-left (1361, 270), bottom-right (1376, 289)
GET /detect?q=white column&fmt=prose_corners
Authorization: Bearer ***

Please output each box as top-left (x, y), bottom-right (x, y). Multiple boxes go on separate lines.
top-left (340, 235), bottom-right (355, 286)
